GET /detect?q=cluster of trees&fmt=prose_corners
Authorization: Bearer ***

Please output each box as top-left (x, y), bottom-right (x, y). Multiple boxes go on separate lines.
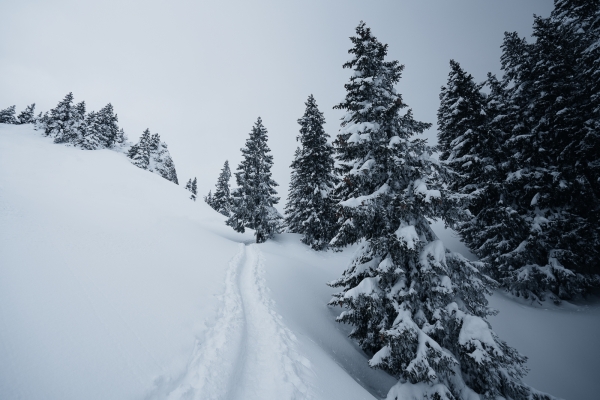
top-left (205, 118), bottom-right (283, 243)
top-left (437, 0), bottom-right (600, 302)
top-left (127, 128), bottom-right (178, 184)
top-left (0, 93), bottom-right (178, 185)
top-left (202, 3), bottom-right (599, 394)
top-left (0, 103), bottom-right (36, 124)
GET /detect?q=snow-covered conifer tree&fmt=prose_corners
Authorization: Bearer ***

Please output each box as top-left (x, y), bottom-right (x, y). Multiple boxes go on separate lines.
top-left (78, 111), bottom-right (102, 150)
top-left (204, 190), bottom-right (213, 207)
top-left (16, 104), bottom-right (36, 124)
top-left (150, 135), bottom-right (179, 184)
top-left (227, 117), bottom-right (282, 243)
top-left (185, 177), bottom-right (198, 201)
top-left (210, 161), bottom-right (232, 216)
top-left (128, 129), bottom-right (152, 169)
top-left (328, 22), bottom-right (553, 400)
top-left (34, 111), bottom-right (49, 131)
top-left (437, 61), bottom-right (508, 284)
top-left (285, 94), bottom-right (338, 250)
top-left (127, 129), bottom-right (178, 184)
top-left (452, 1), bottom-right (600, 302)
top-left (0, 105), bottom-right (17, 124)
top-left (46, 93), bottom-right (85, 145)
top-left (95, 103), bottom-right (121, 148)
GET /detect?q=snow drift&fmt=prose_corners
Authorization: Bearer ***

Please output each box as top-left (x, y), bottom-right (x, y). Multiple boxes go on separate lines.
top-left (1, 124), bottom-right (599, 400)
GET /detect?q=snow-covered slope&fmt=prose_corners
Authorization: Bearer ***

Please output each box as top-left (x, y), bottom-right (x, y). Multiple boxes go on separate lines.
top-left (1, 124), bottom-right (599, 400)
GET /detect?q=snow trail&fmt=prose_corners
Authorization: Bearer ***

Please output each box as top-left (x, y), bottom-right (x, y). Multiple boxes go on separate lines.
top-left (166, 243), bottom-right (312, 400)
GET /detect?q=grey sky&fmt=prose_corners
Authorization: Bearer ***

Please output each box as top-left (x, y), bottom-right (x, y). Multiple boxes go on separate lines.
top-left (0, 0), bottom-right (553, 203)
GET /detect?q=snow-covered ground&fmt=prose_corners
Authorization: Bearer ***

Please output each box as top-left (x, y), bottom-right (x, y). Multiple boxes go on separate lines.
top-left (1, 123), bottom-right (599, 400)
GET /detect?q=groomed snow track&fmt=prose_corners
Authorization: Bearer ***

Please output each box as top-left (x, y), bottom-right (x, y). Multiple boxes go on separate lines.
top-left (166, 243), bottom-right (313, 400)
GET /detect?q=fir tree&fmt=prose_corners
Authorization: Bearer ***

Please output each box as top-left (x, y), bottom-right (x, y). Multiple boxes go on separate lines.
top-left (446, 1), bottom-right (600, 302)
top-left (204, 190), bottom-right (214, 207)
top-left (227, 117), bottom-right (282, 243)
top-left (186, 177), bottom-right (198, 201)
top-left (16, 104), bottom-right (36, 124)
top-left (34, 111), bottom-right (49, 131)
top-left (128, 129), bottom-right (152, 169)
top-left (150, 135), bottom-right (179, 184)
top-left (46, 92), bottom-right (81, 144)
top-left (95, 103), bottom-right (121, 148)
top-left (79, 111), bottom-right (102, 150)
top-left (210, 161), bottom-right (232, 216)
top-left (127, 129), bottom-right (178, 184)
top-left (329, 22), bottom-right (552, 400)
top-left (285, 94), bottom-right (338, 250)
top-left (0, 105), bottom-right (17, 124)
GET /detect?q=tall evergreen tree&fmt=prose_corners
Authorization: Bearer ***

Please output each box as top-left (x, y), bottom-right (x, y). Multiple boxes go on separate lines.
top-left (185, 177), bottom-right (198, 201)
top-left (441, 1), bottom-right (600, 302)
top-left (329, 22), bottom-right (552, 400)
top-left (210, 161), bottom-right (232, 216)
top-left (16, 104), bottom-right (36, 124)
top-left (285, 94), bottom-right (338, 250)
top-left (0, 105), bottom-right (17, 124)
top-left (227, 117), bottom-right (282, 243)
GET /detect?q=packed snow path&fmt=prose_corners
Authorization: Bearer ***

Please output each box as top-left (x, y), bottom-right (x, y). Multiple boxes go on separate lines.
top-left (166, 243), bottom-right (312, 400)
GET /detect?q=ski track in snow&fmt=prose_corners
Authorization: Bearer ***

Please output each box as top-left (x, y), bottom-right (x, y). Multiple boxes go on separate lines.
top-left (166, 243), bottom-right (313, 400)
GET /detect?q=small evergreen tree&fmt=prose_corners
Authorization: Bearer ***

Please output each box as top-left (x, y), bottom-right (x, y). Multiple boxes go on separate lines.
top-left (329, 22), bottom-right (553, 400)
top-left (211, 161), bottom-right (232, 216)
top-left (227, 117), bottom-right (282, 243)
top-left (285, 94), bottom-right (338, 250)
top-left (95, 103), bottom-right (121, 148)
top-left (0, 105), bottom-right (17, 124)
top-left (204, 190), bottom-right (213, 207)
top-left (128, 129), bottom-right (153, 169)
top-left (127, 129), bottom-right (179, 184)
top-left (185, 177), bottom-right (198, 201)
top-left (16, 104), bottom-right (36, 124)
top-left (79, 111), bottom-right (102, 150)
top-left (46, 92), bottom-right (83, 144)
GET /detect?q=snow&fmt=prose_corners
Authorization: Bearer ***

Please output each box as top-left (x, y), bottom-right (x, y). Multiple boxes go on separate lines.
top-left (413, 179), bottom-right (441, 202)
top-left (395, 223), bottom-right (419, 249)
top-left (2, 123), bottom-right (600, 400)
top-left (339, 183), bottom-right (389, 208)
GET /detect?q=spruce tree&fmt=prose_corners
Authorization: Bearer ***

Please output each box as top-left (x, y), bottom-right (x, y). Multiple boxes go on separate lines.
top-left (128, 129), bottom-right (152, 169)
top-left (227, 117), bottom-right (282, 243)
top-left (95, 103), bottom-right (121, 148)
top-left (448, 1), bottom-right (600, 302)
top-left (329, 22), bottom-right (552, 400)
top-left (185, 177), bottom-right (198, 201)
top-left (0, 105), bottom-right (17, 124)
top-left (285, 94), bottom-right (338, 250)
top-left (211, 161), bottom-right (232, 216)
top-left (46, 93), bottom-right (85, 145)
top-left (204, 190), bottom-right (214, 207)
top-left (79, 111), bottom-right (102, 150)
top-left (127, 129), bottom-right (178, 184)
top-left (16, 104), bottom-right (36, 124)
top-left (437, 61), bottom-right (510, 289)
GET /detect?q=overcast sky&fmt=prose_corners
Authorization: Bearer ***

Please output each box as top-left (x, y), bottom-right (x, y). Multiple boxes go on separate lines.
top-left (0, 0), bottom-right (553, 205)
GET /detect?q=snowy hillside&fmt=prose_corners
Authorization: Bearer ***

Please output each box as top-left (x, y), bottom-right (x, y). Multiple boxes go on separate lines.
top-left (1, 123), bottom-right (599, 400)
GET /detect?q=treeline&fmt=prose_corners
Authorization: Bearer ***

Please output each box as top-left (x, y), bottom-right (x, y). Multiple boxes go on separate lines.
top-left (0, 93), bottom-right (178, 184)
top-left (437, 0), bottom-right (600, 302)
